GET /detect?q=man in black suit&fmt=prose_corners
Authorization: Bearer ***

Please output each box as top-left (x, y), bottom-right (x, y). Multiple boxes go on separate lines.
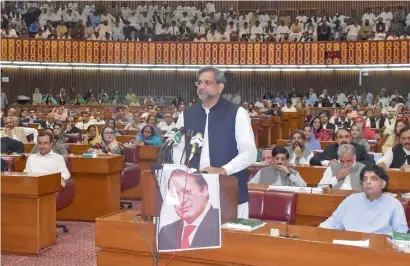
top-left (310, 128), bottom-right (375, 166)
top-left (1, 137), bottom-right (24, 154)
top-left (319, 111), bottom-right (336, 132)
top-left (334, 109), bottom-right (353, 129)
top-left (158, 169), bottom-right (220, 251)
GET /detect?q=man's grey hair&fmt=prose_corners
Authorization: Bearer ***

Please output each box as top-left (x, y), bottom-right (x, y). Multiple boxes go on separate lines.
top-left (196, 66), bottom-right (226, 85)
top-left (337, 144), bottom-right (356, 157)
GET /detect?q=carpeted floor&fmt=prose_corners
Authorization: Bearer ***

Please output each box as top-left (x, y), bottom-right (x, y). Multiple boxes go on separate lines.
top-left (1, 201), bottom-right (141, 266)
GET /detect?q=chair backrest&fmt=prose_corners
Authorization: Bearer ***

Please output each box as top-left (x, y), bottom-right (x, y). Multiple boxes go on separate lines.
top-left (63, 143), bottom-right (71, 154)
top-left (1, 157), bottom-right (15, 171)
top-left (56, 178), bottom-right (76, 211)
top-left (123, 144), bottom-right (138, 164)
top-left (263, 190), bottom-right (298, 224)
top-left (118, 129), bottom-right (129, 135)
top-left (66, 133), bottom-right (81, 143)
top-left (26, 134), bottom-right (34, 142)
top-left (248, 189), bottom-right (266, 220)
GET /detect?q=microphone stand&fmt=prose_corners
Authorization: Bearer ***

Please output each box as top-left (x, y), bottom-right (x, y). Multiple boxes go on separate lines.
top-left (279, 214), bottom-right (298, 239)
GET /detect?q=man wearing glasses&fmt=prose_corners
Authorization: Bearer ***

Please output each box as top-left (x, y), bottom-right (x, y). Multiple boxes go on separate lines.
top-left (172, 66), bottom-right (257, 219)
top-left (157, 112), bottom-right (176, 132)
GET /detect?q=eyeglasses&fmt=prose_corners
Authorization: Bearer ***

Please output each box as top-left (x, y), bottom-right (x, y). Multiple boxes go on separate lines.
top-left (195, 80), bottom-right (218, 87)
top-left (104, 132), bottom-right (114, 135)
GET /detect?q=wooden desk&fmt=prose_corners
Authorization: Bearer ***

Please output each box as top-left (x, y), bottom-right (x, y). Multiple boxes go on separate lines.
top-left (70, 144), bottom-right (91, 155)
top-left (95, 210), bottom-right (410, 266)
top-left (116, 135), bottom-right (135, 143)
top-left (1, 172), bottom-right (61, 254)
top-left (24, 143), bottom-right (35, 153)
top-left (121, 146), bottom-right (159, 200)
top-left (56, 155), bottom-right (124, 221)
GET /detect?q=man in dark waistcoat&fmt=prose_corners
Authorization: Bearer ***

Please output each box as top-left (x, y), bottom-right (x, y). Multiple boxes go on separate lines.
top-left (172, 66), bottom-right (257, 218)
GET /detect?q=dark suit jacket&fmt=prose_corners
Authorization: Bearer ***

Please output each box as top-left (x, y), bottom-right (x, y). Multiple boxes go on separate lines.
top-left (369, 117), bottom-right (386, 129)
top-left (310, 142), bottom-right (375, 166)
top-left (158, 206), bottom-right (220, 251)
top-left (1, 137), bottom-right (24, 153)
top-left (323, 123), bottom-right (336, 131)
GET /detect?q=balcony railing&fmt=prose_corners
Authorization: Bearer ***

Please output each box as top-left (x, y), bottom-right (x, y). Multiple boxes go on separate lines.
top-left (1, 38), bottom-right (409, 65)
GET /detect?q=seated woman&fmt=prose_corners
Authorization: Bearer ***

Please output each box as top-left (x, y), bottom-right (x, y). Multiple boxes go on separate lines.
top-left (130, 125), bottom-right (163, 146)
top-left (93, 127), bottom-right (124, 155)
top-left (355, 117), bottom-right (376, 140)
top-left (146, 114), bottom-right (161, 135)
top-left (310, 116), bottom-right (332, 141)
top-left (105, 118), bottom-right (120, 136)
top-left (350, 124), bottom-right (370, 152)
top-left (303, 125), bottom-right (321, 151)
top-left (52, 106), bottom-right (68, 121)
top-left (83, 125), bottom-right (101, 145)
top-left (382, 119), bottom-right (409, 153)
top-left (53, 123), bottom-right (68, 144)
top-left (110, 90), bottom-right (123, 105)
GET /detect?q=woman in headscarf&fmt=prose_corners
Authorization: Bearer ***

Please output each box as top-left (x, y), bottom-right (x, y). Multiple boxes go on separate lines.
top-left (355, 116), bottom-right (376, 140)
top-left (110, 89), bottom-right (123, 105)
top-left (93, 126), bottom-right (124, 155)
top-left (52, 106), bottom-right (68, 121)
top-left (310, 116), bottom-right (332, 141)
top-left (350, 124), bottom-right (370, 152)
top-left (302, 125), bottom-right (321, 151)
top-left (382, 119), bottom-right (409, 153)
top-left (130, 125), bottom-right (163, 146)
top-left (105, 118), bottom-right (120, 136)
top-left (83, 124), bottom-right (101, 145)
top-left (53, 123), bottom-right (68, 144)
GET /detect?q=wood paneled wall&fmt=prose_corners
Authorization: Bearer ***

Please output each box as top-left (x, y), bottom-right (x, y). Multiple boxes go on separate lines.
top-left (2, 68), bottom-right (410, 104)
top-left (13, 1), bottom-right (410, 16)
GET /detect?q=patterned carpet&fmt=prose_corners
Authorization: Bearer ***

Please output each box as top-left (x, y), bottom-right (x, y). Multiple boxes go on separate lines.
top-left (1, 201), bottom-right (141, 266)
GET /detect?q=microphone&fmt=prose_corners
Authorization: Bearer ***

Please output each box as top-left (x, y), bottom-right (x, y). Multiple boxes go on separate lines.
top-left (3, 154), bottom-right (26, 172)
top-left (280, 213), bottom-right (298, 239)
top-left (164, 127), bottom-right (184, 147)
top-left (188, 133), bottom-right (204, 162)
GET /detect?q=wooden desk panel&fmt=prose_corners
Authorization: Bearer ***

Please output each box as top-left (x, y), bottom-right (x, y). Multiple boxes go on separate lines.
top-left (23, 143), bottom-right (35, 153)
top-left (96, 210), bottom-right (410, 266)
top-left (70, 144), bottom-right (91, 155)
top-left (1, 173), bottom-right (61, 254)
top-left (56, 155), bottom-right (124, 221)
top-left (116, 135), bottom-right (135, 143)
top-left (121, 146), bottom-right (159, 200)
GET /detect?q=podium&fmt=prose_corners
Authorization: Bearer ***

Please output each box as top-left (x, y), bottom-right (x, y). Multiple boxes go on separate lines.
top-left (141, 169), bottom-right (238, 222)
top-left (1, 172), bottom-right (61, 254)
top-left (56, 155), bottom-right (124, 221)
top-left (95, 210), bottom-right (410, 266)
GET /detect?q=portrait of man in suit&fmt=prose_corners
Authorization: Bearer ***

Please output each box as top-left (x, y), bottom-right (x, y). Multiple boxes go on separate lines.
top-left (158, 169), bottom-right (221, 251)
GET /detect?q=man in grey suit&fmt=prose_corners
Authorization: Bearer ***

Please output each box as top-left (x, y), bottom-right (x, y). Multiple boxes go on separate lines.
top-left (158, 169), bottom-right (220, 251)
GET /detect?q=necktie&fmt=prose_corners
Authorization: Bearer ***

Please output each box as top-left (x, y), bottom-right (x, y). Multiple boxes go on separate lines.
top-left (180, 225), bottom-right (196, 249)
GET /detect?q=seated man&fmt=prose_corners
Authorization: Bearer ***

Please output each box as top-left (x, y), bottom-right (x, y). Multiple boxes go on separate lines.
top-left (319, 111), bottom-right (337, 132)
top-left (264, 103), bottom-right (282, 116)
top-left (1, 136), bottom-right (24, 153)
top-left (11, 116), bottom-right (38, 143)
top-left (30, 128), bottom-right (68, 156)
top-left (0, 116), bottom-right (28, 143)
top-left (319, 165), bottom-right (408, 234)
top-left (75, 111), bottom-right (93, 130)
top-left (249, 146), bottom-right (307, 187)
top-left (65, 116), bottom-right (81, 134)
top-left (310, 128), bottom-right (375, 166)
top-left (40, 113), bottom-right (56, 129)
top-left (318, 144), bottom-right (366, 190)
top-left (24, 131), bottom-right (70, 186)
top-left (334, 109), bottom-right (353, 129)
top-left (286, 130), bottom-right (313, 166)
top-left (377, 126), bottom-right (410, 171)
top-left (113, 106), bottom-right (131, 125)
top-left (157, 112), bottom-right (176, 132)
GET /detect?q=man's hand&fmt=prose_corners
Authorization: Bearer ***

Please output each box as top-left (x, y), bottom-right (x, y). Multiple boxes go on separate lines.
top-left (3, 127), bottom-right (12, 137)
top-left (275, 165), bottom-right (290, 174)
top-left (295, 145), bottom-right (303, 158)
top-left (377, 162), bottom-right (387, 169)
top-left (201, 167), bottom-right (227, 175)
top-left (336, 167), bottom-right (351, 181)
top-left (400, 164), bottom-right (410, 172)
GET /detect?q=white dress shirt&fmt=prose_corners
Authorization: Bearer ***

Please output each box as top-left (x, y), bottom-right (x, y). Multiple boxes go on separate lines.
top-left (377, 147), bottom-right (410, 168)
top-left (194, 25), bottom-right (206, 35)
top-left (157, 121), bottom-right (176, 132)
top-left (75, 121), bottom-right (93, 130)
top-left (318, 166), bottom-right (353, 189)
top-left (289, 151), bottom-right (314, 166)
top-left (168, 26), bottom-right (180, 35)
top-left (24, 151), bottom-right (70, 186)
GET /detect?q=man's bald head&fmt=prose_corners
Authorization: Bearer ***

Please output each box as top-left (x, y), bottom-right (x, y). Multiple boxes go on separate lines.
top-left (7, 108), bottom-right (17, 117)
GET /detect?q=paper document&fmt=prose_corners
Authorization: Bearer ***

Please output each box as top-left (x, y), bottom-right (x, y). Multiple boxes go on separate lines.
top-left (332, 239), bottom-right (369, 248)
